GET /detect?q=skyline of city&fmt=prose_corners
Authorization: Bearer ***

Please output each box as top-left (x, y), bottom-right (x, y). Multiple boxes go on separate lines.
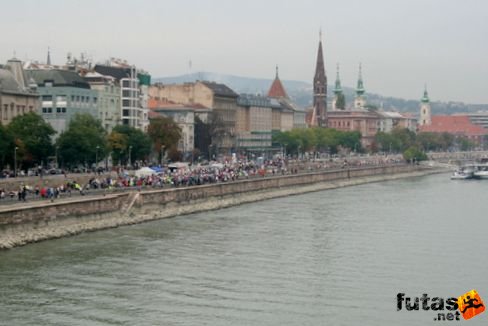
top-left (2, 0), bottom-right (487, 104)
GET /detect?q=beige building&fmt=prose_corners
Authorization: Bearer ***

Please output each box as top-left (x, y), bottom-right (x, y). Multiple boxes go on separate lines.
top-left (0, 58), bottom-right (39, 125)
top-left (149, 81), bottom-right (238, 153)
top-left (83, 72), bottom-right (121, 131)
top-left (236, 94), bottom-right (279, 151)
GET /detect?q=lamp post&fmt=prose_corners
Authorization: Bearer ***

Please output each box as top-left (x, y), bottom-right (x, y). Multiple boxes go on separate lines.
top-left (55, 146), bottom-right (59, 168)
top-left (14, 146), bottom-right (18, 178)
top-left (160, 144), bottom-right (165, 166)
top-left (95, 145), bottom-right (100, 171)
top-left (128, 145), bottom-right (132, 168)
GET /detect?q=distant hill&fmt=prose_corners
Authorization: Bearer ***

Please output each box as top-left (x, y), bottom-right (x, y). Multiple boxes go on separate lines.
top-left (154, 72), bottom-right (487, 115)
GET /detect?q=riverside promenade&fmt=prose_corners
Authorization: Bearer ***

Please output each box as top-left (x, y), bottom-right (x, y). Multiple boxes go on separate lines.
top-left (0, 163), bottom-right (447, 249)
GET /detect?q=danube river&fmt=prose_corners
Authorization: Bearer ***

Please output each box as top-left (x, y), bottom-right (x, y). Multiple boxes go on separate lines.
top-left (1, 173), bottom-right (487, 325)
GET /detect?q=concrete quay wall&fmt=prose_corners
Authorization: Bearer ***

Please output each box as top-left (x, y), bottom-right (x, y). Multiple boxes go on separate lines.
top-left (0, 165), bottom-right (443, 249)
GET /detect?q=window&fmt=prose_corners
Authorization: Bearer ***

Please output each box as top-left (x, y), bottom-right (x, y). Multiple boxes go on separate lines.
top-left (57, 107), bottom-right (61, 113)
top-left (62, 108), bottom-right (66, 113)
top-left (47, 108), bottom-right (52, 113)
top-left (122, 80), bottom-right (130, 88)
top-left (42, 95), bottom-right (53, 101)
top-left (42, 108), bottom-right (47, 113)
top-left (76, 96), bottom-right (80, 102)
top-left (56, 95), bottom-right (67, 102)
top-left (122, 90), bottom-right (131, 97)
top-left (123, 109), bottom-right (130, 117)
top-left (122, 99), bottom-right (130, 107)
top-left (93, 97), bottom-right (98, 104)
top-left (71, 95), bottom-right (75, 102)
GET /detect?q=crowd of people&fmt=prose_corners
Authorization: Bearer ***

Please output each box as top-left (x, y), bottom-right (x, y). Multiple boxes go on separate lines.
top-left (0, 155), bottom-right (406, 204)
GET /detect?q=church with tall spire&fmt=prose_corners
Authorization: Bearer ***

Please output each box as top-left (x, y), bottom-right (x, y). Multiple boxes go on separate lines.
top-left (312, 30), bottom-right (327, 127)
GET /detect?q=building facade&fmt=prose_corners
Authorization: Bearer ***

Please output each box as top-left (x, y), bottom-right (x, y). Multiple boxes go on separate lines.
top-left (83, 72), bottom-right (121, 131)
top-left (94, 61), bottom-right (150, 131)
top-left (148, 99), bottom-right (195, 157)
top-left (327, 110), bottom-right (381, 148)
top-left (27, 69), bottom-right (98, 134)
top-left (0, 58), bottom-right (39, 125)
top-left (149, 81), bottom-right (239, 153)
top-left (236, 94), bottom-right (280, 152)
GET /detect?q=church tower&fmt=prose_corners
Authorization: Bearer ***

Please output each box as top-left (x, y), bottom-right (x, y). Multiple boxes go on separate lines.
top-left (267, 65), bottom-right (289, 99)
top-left (332, 63), bottom-right (345, 110)
top-left (47, 47), bottom-right (52, 65)
top-left (312, 31), bottom-right (327, 127)
top-left (419, 85), bottom-right (431, 126)
top-left (354, 63), bottom-right (366, 109)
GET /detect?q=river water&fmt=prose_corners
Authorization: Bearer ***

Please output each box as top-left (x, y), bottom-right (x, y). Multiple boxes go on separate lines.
top-left (1, 173), bottom-right (487, 325)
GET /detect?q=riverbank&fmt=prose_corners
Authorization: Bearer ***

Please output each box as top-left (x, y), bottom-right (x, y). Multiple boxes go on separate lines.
top-left (0, 165), bottom-right (446, 249)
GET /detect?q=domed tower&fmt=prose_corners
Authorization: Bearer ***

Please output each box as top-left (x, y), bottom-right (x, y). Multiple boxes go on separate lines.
top-left (419, 85), bottom-right (431, 126)
top-left (332, 63), bottom-right (345, 110)
top-left (354, 63), bottom-right (366, 109)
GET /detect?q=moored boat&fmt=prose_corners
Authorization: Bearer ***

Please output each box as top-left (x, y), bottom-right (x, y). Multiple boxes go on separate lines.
top-left (450, 171), bottom-right (472, 180)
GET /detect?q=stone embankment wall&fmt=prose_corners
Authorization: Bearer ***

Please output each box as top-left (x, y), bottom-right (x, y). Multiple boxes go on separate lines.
top-left (0, 165), bottom-right (443, 249)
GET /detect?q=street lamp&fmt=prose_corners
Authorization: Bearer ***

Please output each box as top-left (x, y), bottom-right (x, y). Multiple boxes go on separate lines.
top-left (160, 144), bottom-right (165, 166)
top-left (55, 146), bottom-right (59, 168)
top-left (14, 146), bottom-right (18, 178)
top-left (128, 145), bottom-right (133, 168)
top-left (95, 145), bottom-right (100, 171)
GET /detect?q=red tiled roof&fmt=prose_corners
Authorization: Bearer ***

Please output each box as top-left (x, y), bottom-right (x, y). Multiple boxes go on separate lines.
top-left (148, 110), bottom-right (163, 119)
top-left (267, 77), bottom-right (288, 98)
top-left (419, 115), bottom-right (488, 136)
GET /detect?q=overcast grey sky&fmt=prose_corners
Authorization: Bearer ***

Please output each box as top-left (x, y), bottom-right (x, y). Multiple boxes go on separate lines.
top-left (2, 0), bottom-right (487, 103)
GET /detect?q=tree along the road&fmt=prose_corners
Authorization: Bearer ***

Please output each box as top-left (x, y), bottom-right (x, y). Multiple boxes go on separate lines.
top-left (273, 127), bottom-right (362, 155)
top-left (194, 112), bottom-right (225, 159)
top-left (147, 116), bottom-right (181, 160)
top-left (0, 124), bottom-right (14, 169)
top-left (56, 114), bottom-right (108, 168)
top-left (6, 112), bottom-right (55, 169)
top-left (109, 125), bottom-right (152, 166)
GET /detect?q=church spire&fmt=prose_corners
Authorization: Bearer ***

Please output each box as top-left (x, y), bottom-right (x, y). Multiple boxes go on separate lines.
top-left (421, 84), bottom-right (430, 103)
top-left (356, 62), bottom-right (365, 96)
top-left (312, 29), bottom-right (327, 127)
top-left (334, 63), bottom-right (342, 95)
top-left (47, 47), bottom-right (51, 65)
top-left (267, 65), bottom-right (288, 98)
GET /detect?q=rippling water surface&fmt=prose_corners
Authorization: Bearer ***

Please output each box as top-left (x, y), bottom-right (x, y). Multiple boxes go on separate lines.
top-left (1, 174), bottom-right (487, 325)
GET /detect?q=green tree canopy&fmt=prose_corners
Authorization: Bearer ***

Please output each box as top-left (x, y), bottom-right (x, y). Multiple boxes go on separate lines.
top-left (110, 125), bottom-right (152, 164)
top-left (403, 146), bottom-right (427, 162)
top-left (6, 112), bottom-right (55, 168)
top-left (273, 127), bottom-right (362, 155)
top-left (0, 124), bottom-right (14, 169)
top-left (56, 114), bottom-right (108, 168)
top-left (147, 116), bottom-right (181, 156)
top-left (335, 93), bottom-right (346, 110)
